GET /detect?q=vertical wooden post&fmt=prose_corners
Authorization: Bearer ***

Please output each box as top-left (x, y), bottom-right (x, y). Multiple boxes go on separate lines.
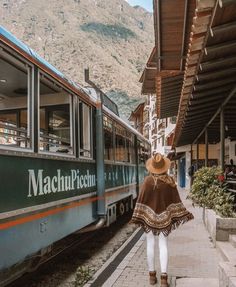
top-left (220, 109), bottom-right (225, 170)
top-left (205, 128), bottom-right (208, 167)
top-left (196, 142), bottom-right (199, 169)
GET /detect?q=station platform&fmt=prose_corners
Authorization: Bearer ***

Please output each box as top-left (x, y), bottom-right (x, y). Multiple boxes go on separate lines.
top-left (85, 188), bottom-right (220, 287)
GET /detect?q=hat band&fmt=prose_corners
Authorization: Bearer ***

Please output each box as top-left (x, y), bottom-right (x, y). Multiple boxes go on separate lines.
top-left (152, 157), bottom-right (165, 169)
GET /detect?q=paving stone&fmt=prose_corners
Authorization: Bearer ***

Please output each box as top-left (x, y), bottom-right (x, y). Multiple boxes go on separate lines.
top-left (229, 277), bottom-right (236, 287)
top-left (229, 235), bottom-right (236, 248)
top-left (216, 241), bottom-right (236, 262)
top-left (219, 262), bottom-right (236, 287)
top-left (88, 188), bottom-right (220, 287)
top-left (176, 278), bottom-right (219, 287)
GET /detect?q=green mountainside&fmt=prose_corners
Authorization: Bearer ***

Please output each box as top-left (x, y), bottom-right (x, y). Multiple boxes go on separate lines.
top-left (0, 0), bottom-right (153, 119)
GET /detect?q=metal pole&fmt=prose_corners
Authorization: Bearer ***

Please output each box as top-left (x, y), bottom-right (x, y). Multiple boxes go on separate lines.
top-left (220, 109), bottom-right (225, 170)
top-left (85, 69), bottom-right (106, 217)
top-left (96, 95), bottom-right (106, 216)
top-left (33, 67), bottom-right (39, 153)
top-left (205, 128), bottom-right (208, 167)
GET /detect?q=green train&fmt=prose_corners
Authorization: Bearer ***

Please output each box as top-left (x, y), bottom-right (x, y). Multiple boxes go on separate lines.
top-left (0, 26), bottom-right (150, 285)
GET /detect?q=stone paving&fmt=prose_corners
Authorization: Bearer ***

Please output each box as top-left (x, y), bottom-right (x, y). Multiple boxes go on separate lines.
top-left (87, 188), bottom-right (221, 286)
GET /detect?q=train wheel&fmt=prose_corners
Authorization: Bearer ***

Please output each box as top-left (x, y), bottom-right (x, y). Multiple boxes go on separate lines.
top-left (118, 202), bottom-right (125, 216)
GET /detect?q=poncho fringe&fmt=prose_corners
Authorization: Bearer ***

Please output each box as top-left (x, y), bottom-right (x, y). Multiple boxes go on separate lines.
top-left (130, 210), bottom-right (194, 237)
top-left (130, 174), bottom-right (194, 236)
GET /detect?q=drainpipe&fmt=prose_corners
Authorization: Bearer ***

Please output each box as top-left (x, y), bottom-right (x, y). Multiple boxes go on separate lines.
top-left (83, 68), bottom-right (106, 230)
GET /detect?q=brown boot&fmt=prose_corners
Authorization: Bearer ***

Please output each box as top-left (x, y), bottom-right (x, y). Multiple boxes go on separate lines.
top-left (149, 271), bottom-right (157, 285)
top-left (160, 273), bottom-right (168, 287)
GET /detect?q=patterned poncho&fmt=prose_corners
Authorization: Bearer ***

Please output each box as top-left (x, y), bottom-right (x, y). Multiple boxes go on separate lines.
top-left (131, 174), bottom-right (194, 236)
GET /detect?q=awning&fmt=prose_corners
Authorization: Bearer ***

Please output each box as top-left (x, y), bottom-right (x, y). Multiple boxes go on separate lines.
top-left (141, 0), bottom-right (196, 119)
top-left (173, 0), bottom-right (236, 147)
top-left (140, 47), bottom-right (157, 95)
top-left (157, 73), bottom-right (184, 118)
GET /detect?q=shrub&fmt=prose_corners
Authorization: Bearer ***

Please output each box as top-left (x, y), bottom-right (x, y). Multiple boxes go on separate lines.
top-left (189, 166), bottom-right (235, 217)
top-left (206, 183), bottom-right (235, 217)
top-left (74, 266), bottom-right (93, 287)
top-left (189, 166), bottom-right (222, 206)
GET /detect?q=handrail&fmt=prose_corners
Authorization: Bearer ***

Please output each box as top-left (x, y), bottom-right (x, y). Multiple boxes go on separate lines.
top-left (0, 123), bottom-right (27, 133)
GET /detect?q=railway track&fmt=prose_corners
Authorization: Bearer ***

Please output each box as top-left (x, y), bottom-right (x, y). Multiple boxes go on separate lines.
top-left (7, 212), bottom-right (136, 287)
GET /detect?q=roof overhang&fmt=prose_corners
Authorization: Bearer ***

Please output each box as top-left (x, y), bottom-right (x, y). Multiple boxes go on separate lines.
top-left (128, 102), bottom-right (145, 121)
top-left (157, 72), bottom-right (184, 118)
top-left (142, 0), bottom-right (196, 118)
top-left (140, 47), bottom-right (157, 94)
top-left (173, 0), bottom-right (236, 147)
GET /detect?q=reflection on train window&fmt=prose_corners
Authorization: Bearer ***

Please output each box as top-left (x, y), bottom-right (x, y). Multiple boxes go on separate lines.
top-left (115, 123), bottom-right (127, 162)
top-left (127, 132), bottom-right (135, 163)
top-left (39, 74), bottom-right (73, 155)
top-left (103, 115), bottom-right (114, 161)
top-left (79, 101), bottom-right (92, 158)
top-left (0, 55), bottom-right (32, 148)
top-left (138, 141), bottom-right (145, 164)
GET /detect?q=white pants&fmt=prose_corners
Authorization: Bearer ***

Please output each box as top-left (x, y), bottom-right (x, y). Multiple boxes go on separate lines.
top-left (146, 232), bottom-right (168, 273)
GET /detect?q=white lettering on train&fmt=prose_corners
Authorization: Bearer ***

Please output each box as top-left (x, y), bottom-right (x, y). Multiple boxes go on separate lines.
top-left (27, 169), bottom-right (96, 197)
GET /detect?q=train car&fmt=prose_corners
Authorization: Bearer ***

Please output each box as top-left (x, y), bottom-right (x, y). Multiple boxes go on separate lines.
top-left (0, 26), bottom-right (150, 285)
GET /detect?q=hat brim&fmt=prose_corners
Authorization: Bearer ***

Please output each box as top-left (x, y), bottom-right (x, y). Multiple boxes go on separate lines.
top-left (146, 157), bottom-right (171, 174)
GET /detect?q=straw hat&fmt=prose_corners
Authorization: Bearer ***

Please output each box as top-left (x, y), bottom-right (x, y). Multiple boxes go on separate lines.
top-left (146, 153), bottom-right (171, 175)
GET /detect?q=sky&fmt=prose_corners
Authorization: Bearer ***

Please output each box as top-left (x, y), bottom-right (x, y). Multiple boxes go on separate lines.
top-left (126, 0), bottom-right (153, 12)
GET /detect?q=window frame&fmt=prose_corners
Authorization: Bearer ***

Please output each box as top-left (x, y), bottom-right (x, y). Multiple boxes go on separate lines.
top-left (0, 46), bottom-right (33, 152)
top-left (38, 71), bottom-right (75, 157)
top-left (103, 115), bottom-right (115, 162)
top-left (114, 122), bottom-right (127, 163)
top-left (78, 100), bottom-right (93, 160)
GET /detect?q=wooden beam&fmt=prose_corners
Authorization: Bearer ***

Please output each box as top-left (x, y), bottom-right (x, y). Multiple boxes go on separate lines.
top-left (196, 67), bottom-right (236, 81)
top-left (211, 20), bottom-right (236, 37)
top-left (205, 41), bottom-right (236, 56)
top-left (196, 0), bottom-right (216, 10)
top-left (200, 55), bottom-right (236, 71)
top-left (188, 101), bottom-right (221, 111)
top-left (219, 0), bottom-right (236, 7)
top-left (192, 83), bottom-right (233, 99)
top-left (220, 109), bottom-right (225, 169)
top-left (193, 86), bottom-right (236, 144)
top-left (187, 106), bottom-right (216, 117)
top-left (180, 0), bottom-right (188, 71)
top-left (194, 76), bottom-right (236, 92)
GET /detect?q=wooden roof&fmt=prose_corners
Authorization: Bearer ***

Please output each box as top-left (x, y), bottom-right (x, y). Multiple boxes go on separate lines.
top-left (140, 48), bottom-right (157, 95)
top-left (128, 102), bottom-right (145, 121)
top-left (141, 0), bottom-right (196, 118)
top-left (153, 0), bottom-right (196, 71)
top-left (173, 0), bottom-right (236, 147)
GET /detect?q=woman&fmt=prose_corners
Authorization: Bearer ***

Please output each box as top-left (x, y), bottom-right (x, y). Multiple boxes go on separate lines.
top-left (131, 153), bottom-right (194, 286)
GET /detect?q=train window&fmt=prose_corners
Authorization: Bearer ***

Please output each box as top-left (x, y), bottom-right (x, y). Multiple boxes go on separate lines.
top-left (138, 141), bottom-right (145, 164)
top-left (126, 132), bottom-right (135, 163)
top-left (103, 115), bottom-right (114, 161)
top-left (39, 74), bottom-right (73, 155)
top-left (0, 54), bottom-right (32, 149)
top-left (115, 123), bottom-right (127, 162)
top-left (79, 101), bottom-right (92, 158)
top-left (144, 142), bottom-right (150, 162)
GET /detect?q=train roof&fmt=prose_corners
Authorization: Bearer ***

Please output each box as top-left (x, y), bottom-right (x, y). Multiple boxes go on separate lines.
top-left (0, 26), bottom-right (87, 97)
top-left (0, 26), bottom-right (149, 145)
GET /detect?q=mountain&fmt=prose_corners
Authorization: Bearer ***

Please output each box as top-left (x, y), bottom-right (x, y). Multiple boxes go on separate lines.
top-left (0, 0), bottom-right (153, 119)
